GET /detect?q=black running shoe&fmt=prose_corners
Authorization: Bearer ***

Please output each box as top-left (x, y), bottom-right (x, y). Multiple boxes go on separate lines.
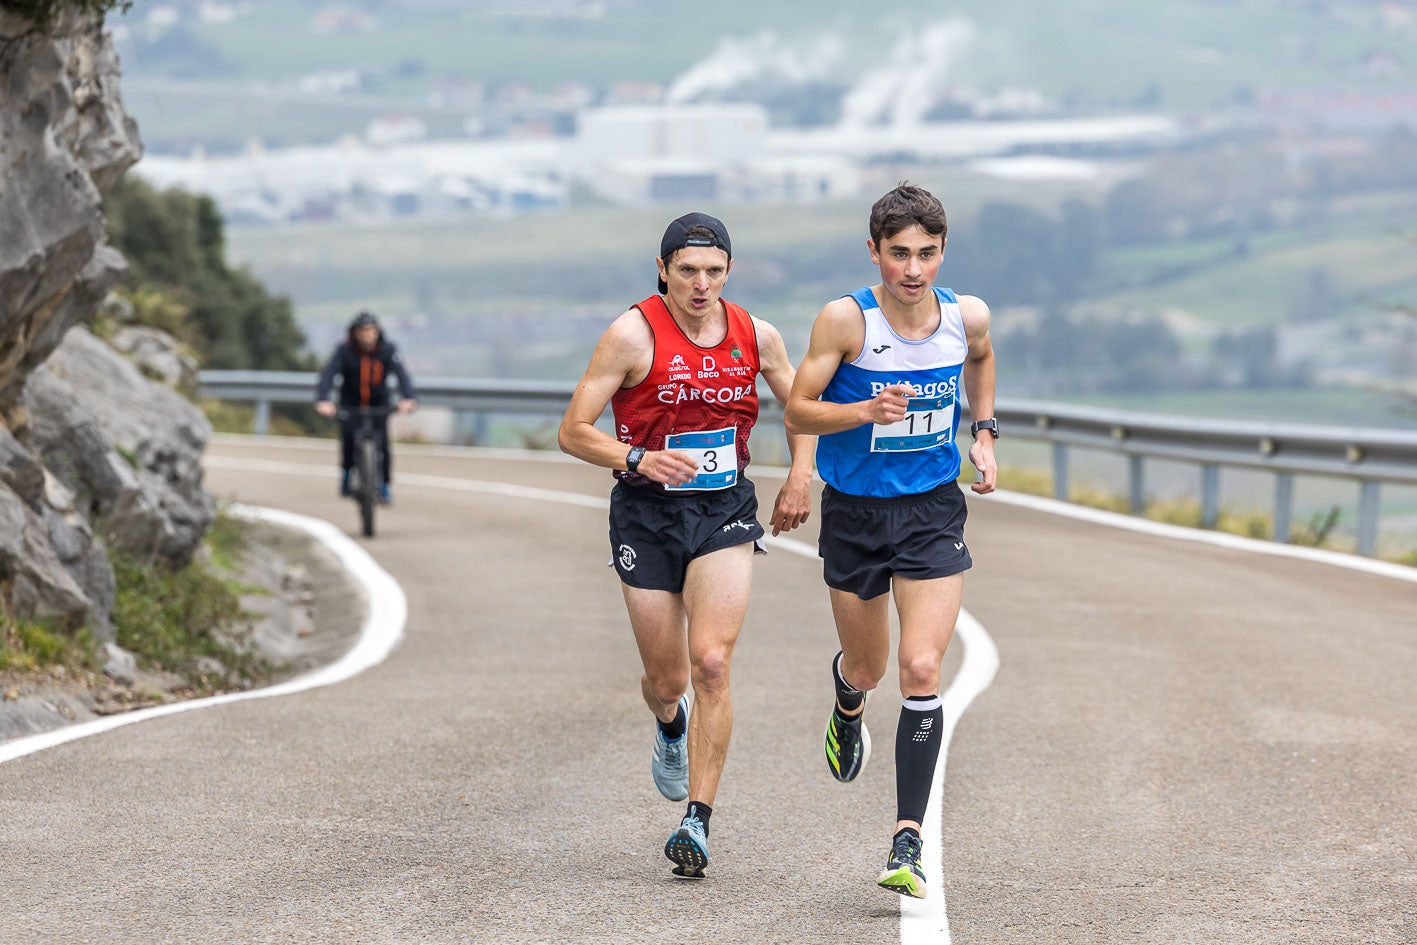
top-left (877, 831), bottom-right (927, 899)
top-left (824, 701), bottom-right (871, 783)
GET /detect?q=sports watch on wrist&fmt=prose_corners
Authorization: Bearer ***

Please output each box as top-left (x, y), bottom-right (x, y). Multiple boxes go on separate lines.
top-left (970, 418), bottom-right (999, 440)
top-left (625, 445), bottom-right (646, 473)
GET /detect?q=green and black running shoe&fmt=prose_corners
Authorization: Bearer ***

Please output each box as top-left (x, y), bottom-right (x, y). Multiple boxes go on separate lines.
top-left (824, 700), bottom-right (871, 783)
top-left (877, 830), bottom-right (927, 899)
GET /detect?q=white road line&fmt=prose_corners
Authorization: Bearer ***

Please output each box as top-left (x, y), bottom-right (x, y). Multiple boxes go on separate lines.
top-left (206, 454), bottom-right (999, 939)
top-left (13, 450), bottom-right (998, 941)
top-left (766, 535), bottom-right (997, 943)
top-left (0, 505), bottom-right (406, 765)
top-left (208, 447), bottom-right (1417, 941)
top-left (981, 490), bottom-right (1417, 584)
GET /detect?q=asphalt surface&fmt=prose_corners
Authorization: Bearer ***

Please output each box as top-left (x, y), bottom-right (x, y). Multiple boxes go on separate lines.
top-left (1, 435), bottom-right (1413, 945)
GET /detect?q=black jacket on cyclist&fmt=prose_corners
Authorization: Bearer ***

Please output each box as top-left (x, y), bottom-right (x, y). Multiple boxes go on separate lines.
top-left (315, 321), bottom-right (417, 483)
top-left (315, 331), bottom-right (417, 409)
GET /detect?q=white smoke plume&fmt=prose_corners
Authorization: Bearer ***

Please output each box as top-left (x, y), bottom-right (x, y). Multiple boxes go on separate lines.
top-left (665, 30), bottom-right (848, 104)
top-left (665, 19), bottom-right (978, 129)
top-left (839, 19), bottom-right (978, 128)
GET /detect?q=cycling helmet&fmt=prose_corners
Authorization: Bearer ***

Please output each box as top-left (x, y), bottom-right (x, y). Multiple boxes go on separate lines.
top-left (350, 310), bottom-right (379, 330)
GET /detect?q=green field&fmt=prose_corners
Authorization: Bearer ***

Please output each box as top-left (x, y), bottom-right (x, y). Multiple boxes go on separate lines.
top-left (116, 0), bottom-right (1414, 149)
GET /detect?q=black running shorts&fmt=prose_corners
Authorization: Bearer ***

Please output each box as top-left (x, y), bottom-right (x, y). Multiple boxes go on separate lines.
top-left (818, 479), bottom-right (972, 600)
top-left (609, 477), bottom-right (765, 592)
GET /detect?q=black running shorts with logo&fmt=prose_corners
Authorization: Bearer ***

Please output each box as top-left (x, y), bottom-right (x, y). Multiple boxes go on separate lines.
top-left (819, 479), bottom-right (972, 600)
top-left (609, 477), bottom-right (766, 592)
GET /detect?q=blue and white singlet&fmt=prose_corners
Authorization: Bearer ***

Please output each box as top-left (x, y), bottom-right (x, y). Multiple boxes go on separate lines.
top-left (815, 286), bottom-right (969, 498)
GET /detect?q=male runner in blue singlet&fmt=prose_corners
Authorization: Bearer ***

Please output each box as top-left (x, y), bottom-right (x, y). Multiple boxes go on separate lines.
top-left (785, 183), bottom-right (998, 899)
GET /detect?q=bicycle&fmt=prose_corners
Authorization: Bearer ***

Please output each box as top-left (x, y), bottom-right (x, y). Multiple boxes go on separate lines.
top-left (337, 405), bottom-right (395, 537)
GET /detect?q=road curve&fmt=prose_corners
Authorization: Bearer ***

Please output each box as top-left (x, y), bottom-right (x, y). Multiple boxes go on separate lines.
top-left (1, 435), bottom-right (1413, 945)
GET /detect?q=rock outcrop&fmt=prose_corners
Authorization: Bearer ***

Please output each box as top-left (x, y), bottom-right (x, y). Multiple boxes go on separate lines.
top-left (1, 9), bottom-right (212, 638)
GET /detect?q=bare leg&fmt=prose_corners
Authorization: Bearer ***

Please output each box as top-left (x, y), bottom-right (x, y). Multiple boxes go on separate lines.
top-left (828, 587), bottom-right (892, 709)
top-left (621, 585), bottom-right (689, 724)
top-left (679, 543), bottom-right (754, 806)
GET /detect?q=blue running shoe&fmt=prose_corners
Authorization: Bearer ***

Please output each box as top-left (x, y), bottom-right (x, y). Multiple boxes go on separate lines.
top-left (340, 469), bottom-right (353, 497)
top-left (377, 483), bottom-right (392, 505)
top-left (651, 696), bottom-right (689, 801)
top-left (664, 811), bottom-right (708, 879)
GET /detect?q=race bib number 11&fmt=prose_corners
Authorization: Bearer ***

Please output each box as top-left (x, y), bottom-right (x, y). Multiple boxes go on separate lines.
top-left (665, 426), bottom-right (738, 490)
top-left (870, 395), bottom-right (954, 452)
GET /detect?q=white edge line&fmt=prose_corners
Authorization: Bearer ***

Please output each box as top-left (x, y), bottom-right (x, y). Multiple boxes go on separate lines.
top-left (205, 454), bottom-right (998, 941)
top-left (212, 439), bottom-right (1417, 581)
top-left (0, 504), bottom-right (406, 765)
top-left (767, 535), bottom-right (993, 944)
top-left (979, 488), bottom-right (1417, 584)
top-left (203, 450), bottom-right (1415, 941)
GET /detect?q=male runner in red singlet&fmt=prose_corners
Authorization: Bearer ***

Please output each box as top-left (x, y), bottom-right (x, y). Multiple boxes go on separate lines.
top-left (559, 212), bottom-right (816, 879)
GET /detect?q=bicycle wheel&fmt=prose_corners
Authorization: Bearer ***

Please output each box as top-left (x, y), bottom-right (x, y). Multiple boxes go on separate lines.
top-left (357, 437), bottom-right (377, 537)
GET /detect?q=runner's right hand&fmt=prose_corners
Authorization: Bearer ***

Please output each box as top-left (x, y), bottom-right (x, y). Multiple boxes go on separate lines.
top-left (641, 450), bottom-right (700, 487)
top-left (860, 383), bottom-right (913, 425)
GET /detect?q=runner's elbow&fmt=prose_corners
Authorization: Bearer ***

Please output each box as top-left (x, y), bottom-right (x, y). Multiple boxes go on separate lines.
top-left (556, 421), bottom-right (579, 457)
top-left (784, 403), bottom-right (809, 436)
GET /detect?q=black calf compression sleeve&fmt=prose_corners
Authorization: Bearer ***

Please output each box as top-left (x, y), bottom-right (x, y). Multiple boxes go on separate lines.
top-left (895, 694), bottom-right (945, 825)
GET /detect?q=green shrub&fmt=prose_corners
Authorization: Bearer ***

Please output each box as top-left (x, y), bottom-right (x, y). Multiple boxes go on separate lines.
top-left (0, 620), bottom-right (97, 673)
top-left (6, 1), bottom-right (133, 25)
top-left (205, 507), bottom-right (248, 573)
top-left (109, 549), bottom-right (273, 692)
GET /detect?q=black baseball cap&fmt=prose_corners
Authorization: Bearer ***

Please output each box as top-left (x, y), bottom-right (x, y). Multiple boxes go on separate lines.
top-left (657, 212), bottom-right (732, 294)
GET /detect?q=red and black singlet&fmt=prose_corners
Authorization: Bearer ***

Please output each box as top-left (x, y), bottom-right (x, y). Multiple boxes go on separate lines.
top-left (611, 294), bottom-right (761, 489)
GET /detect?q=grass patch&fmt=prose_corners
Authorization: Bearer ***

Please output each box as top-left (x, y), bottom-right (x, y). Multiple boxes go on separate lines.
top-left (982, 463), bottom-right (1416, 558)
top-left (205, 507), bottom-right (249, 573)
top-left (110, 522), bottom-right (276, 693)
top-left (0, 620), bottom-right (98, 674)
top-left (200, 399), bottom-right (318, 436)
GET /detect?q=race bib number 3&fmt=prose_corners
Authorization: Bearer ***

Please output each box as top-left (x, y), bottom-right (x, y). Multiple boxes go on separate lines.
top-left (665, 426), bottom-right (737, 491)
top-left (870, 395), bottom-right (955, 453)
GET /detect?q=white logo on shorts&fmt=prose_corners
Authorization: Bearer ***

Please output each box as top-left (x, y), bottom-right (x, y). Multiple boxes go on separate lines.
top-left (954, 542), bottom-right (964, 551)
top-left (722, 519), bottom-right (752, 533)
top-left (618, 544), bottom-right (637, 571)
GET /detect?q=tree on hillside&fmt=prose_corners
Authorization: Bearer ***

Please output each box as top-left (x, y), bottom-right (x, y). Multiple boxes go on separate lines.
top-left (104, 174), bottom-right (314, 371)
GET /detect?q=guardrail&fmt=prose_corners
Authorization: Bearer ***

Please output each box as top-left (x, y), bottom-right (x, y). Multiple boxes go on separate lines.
top-left (199, 370), bottom-right (1417, 557)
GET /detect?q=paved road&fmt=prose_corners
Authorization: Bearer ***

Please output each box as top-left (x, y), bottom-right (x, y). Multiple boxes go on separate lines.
top-left (2, 436), bottom-right (1413, 945)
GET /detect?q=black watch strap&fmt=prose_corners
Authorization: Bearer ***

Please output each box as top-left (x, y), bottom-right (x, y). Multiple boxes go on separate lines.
top-left (625, 445), bottom-right (646, 473)
top-left (970, 418), bottom-right (999, 439)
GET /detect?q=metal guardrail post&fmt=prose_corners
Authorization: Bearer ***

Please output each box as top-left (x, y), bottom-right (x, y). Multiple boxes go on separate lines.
top-left (254, 399), bottom-right (271, 436)
top-left (1357, 480), bottom-right (1381, 557)
top-left (1052, 442), bottom-right (1069, 501)
top-left (1201, 463), bottom-right (1220, 528)
top-left (1273, 472), bottom-right (1294, 543)
top-left (1128, 454), bottom-right (1145, 514)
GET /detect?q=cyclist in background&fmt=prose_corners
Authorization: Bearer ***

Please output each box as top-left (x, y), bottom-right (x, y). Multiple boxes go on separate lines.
top-left (314, 310), bottom-right (418, 503)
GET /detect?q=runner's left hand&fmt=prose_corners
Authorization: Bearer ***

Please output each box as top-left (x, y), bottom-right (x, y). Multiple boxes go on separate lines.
top-left (769, 474), bottom-right (812, 536)
top-left (968, 438), bottom-right (997, 494)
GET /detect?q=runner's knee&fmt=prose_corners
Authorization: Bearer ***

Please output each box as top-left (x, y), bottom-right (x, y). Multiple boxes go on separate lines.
top-left (689, 646), bottom-right (731, 695)
top-left (898, 653), bottom-right (943, 696)
top-left (645, 669), bottom-right (689, 707)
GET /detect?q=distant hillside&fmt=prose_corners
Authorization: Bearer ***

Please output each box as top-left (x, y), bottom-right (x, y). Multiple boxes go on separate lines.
top-left (116, 0), bottom-right (1415, 152)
